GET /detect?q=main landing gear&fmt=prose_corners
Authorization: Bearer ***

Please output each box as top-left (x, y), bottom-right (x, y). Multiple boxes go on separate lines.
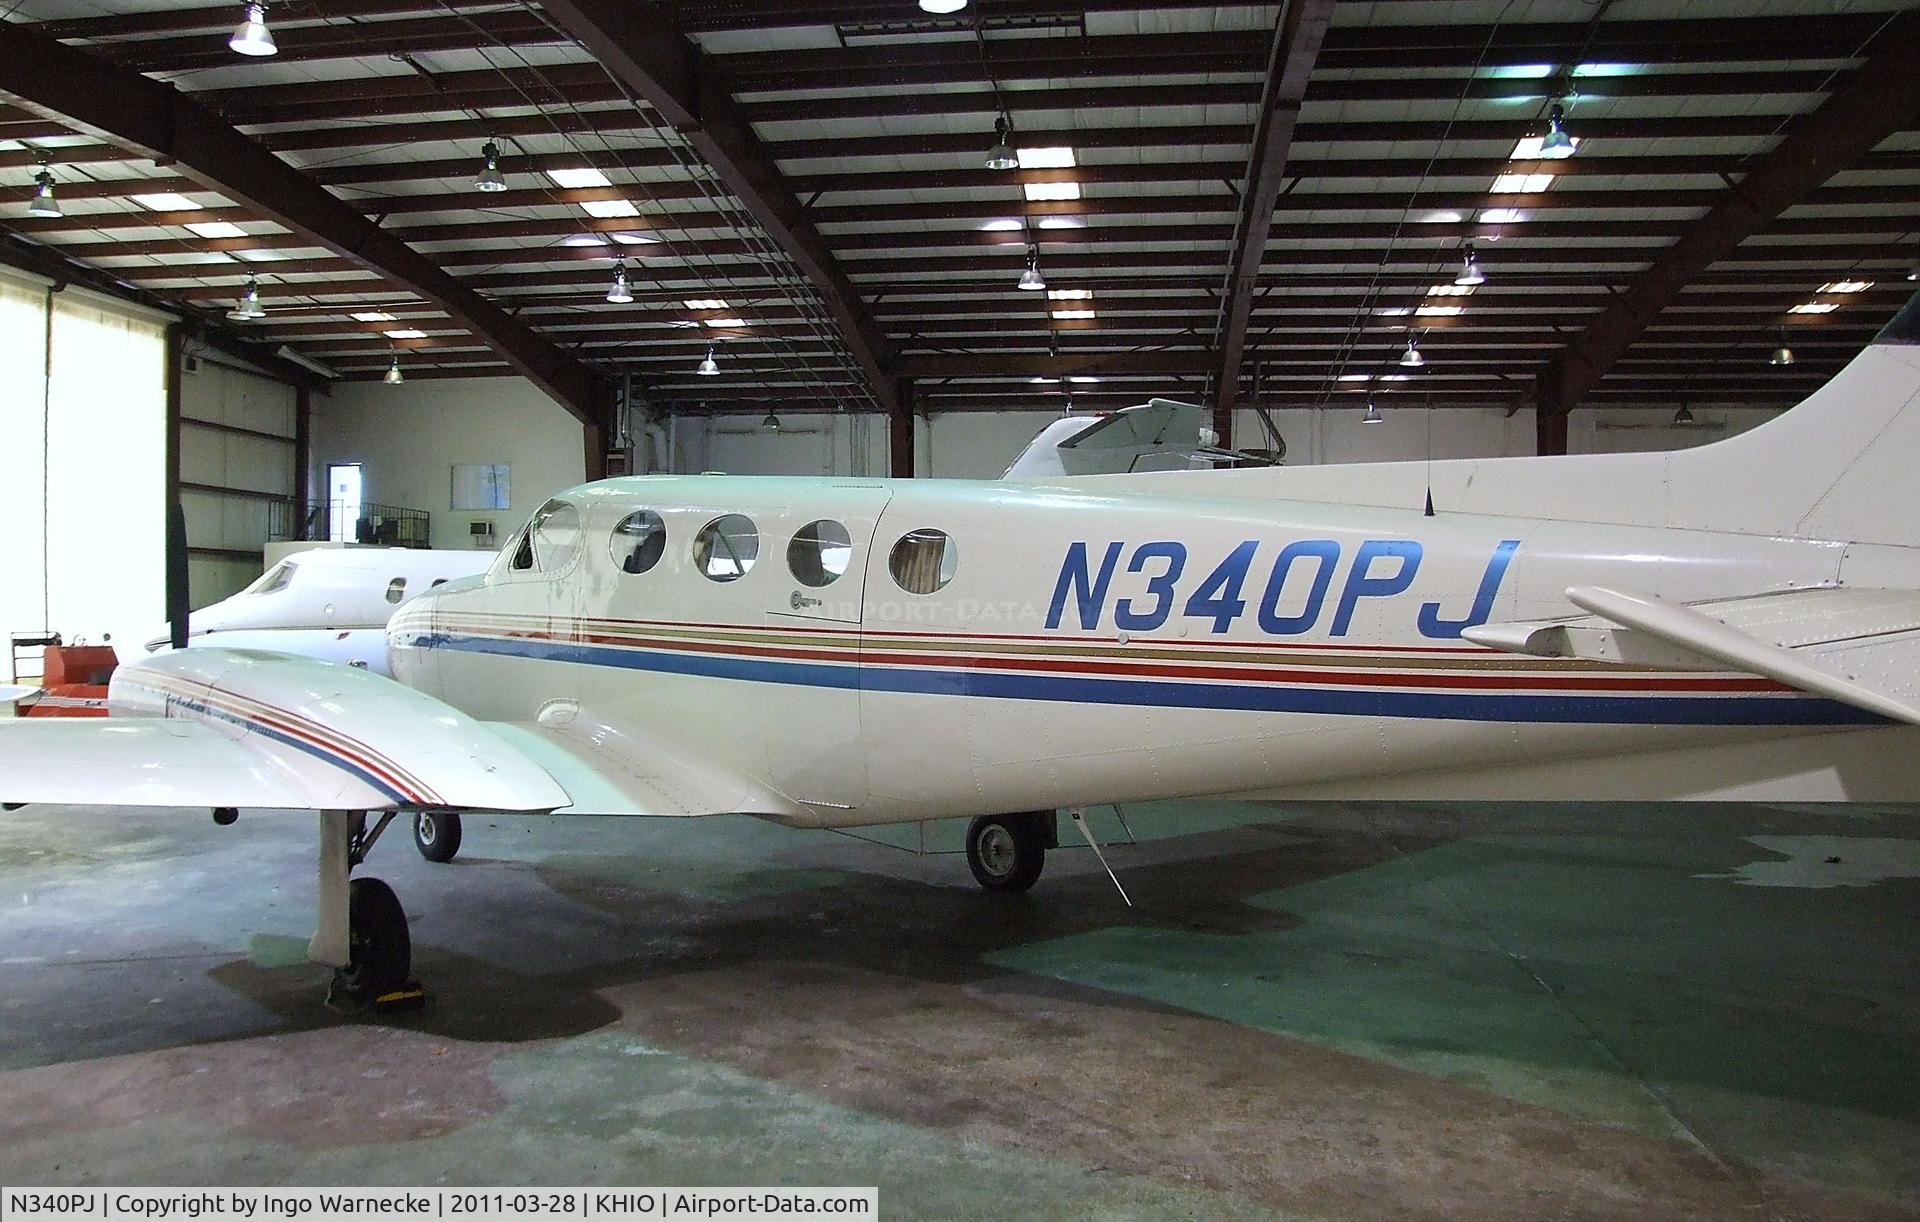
top-left (412, 810), bottom-right (462, 863)
top-left (965, 811), bottom-right (1057, 894)
top-left (964, 808), bottom-right (1135, 906)
top-left (311, 810), bottom-right (424, 1012)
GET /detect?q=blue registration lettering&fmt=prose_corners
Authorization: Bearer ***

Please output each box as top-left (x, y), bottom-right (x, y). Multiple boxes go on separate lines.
top-left (1257, 539), bottom-right (1340, 635)
top-left (1045, 541), bottom-right (1124, 630)
top-left (1114, 542), bottom-right (1187, 632)
top-left (1418, 539), bottom-right (1522, 638)
top-left (1331, 540), bottom-right (1423, 636)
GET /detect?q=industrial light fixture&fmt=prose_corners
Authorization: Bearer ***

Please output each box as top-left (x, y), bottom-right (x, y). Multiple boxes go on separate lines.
top-left (225, 276), bottom-right (266, 321)
top-left (1400, 334), bottom-right (1425, 368)
top-left (228, 2), bottom-right (277, 56)
top-left (697, 345), bottom-right (720, 376)
top-left (1770, 331), bottom-right (1795, 366)
top-left (919, 0), bottom-right (967, 11)
top-left (986, 117), bottom-right (1017, 171)
top-left (761, 409), bottom-right (782, 432)
top-left (1363, 397), bottom-right (1383, 425)
top-left (383, 351), bottom-right (404, 385)
top-left (25, 165), bottom-right (59, 219)
top-left (605, 261), bottom-right (634, 304)
top-left (1538, 103), bottom-right (1575, 159)
top-left (474, 140), bottom-right (507, 193)
top-left (1672, 404), bottom-right (1697, 427)
top-left (1907, 266), bottom-right (1918, 281)
top-left (1455, 244), bottom-right (1486, 287)
top-left (1018, 248), bottom-right (1046, 291)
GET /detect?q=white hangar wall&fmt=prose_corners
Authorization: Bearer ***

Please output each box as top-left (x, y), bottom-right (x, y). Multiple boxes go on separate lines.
top-left (311, 376), bottom-right (587, 551)
top-left (670, 402), bottom-right (1788, 479)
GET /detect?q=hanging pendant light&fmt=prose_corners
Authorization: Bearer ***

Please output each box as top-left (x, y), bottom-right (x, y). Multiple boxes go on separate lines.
top-left (1400, 334), bottom-right (1425, 368)
top-left (1672, 404), bottom-right (1697, 427)
top-left (1538, 103), bottom-right (1575, 159)
top-left (605, 261), bottom-right (634, 304)
top-left (226, 275), bottom-right (267, 321)
top-left (1363, 397), bottom-right (1383, 425)
top-left (1018, 247), bottom-right (1046, 291)
top-left (985, 117), bottom-right (1017, 171)
top-left (761, 409), bottom-right (782, 432)
top-left (1455, 244), bottom-right (1486, 287)
top-left (919, 0), bottom-right (968, 12)
top-left (697, 345), bottom-right (720, 376)
top-left (474, 140), bottom-right (507, 192)
top-left (25, 167), bottom-right (59, 219)
top-left (228, 2), bottom-right (277, 56)
top-left (383, 352), bottom-right (404, 385)
top-left (1770, 329), bottom-right (1795, 366)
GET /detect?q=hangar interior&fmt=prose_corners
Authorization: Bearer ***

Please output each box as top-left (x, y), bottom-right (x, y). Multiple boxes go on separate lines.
top-left (0, 0), bottom-right (1917, 1216)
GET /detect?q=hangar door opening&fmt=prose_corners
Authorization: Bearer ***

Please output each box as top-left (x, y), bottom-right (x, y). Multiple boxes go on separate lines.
top-left (0, 270), bottom-right (167, 656)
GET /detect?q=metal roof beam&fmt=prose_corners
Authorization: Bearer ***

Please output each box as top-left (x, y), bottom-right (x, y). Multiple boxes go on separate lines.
top-left (530, 0), bottom-right (898, 413)
top-left (1537, 11), bottom-right (1920, 421)
top-left (1212, 0), bottom-right (1335, 441)
top-left (0, 19), bottom-right (604, 425)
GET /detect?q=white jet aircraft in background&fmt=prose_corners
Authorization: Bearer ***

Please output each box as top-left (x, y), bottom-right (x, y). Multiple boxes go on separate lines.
top-left (146, 546), bottom-right (493, 673)
top-left (4, 293), bottom-right (1919, 1009)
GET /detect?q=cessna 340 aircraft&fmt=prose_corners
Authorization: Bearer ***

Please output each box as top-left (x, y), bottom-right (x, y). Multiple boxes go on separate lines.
top-left (4, 292), bottom-right (1920, 1008)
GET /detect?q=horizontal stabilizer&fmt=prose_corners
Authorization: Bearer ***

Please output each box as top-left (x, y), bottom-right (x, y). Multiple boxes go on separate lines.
top-left (1466, 586), bottom-right (1920, 726)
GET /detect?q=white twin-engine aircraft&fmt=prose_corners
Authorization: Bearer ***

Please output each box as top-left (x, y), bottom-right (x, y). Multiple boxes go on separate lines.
top-left (6, 293), bottom-right (1920, 1007)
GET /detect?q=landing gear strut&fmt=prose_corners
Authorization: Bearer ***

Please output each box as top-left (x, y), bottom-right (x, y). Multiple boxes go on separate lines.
top-left (966, 811), bottom-right (1055, 894)
top-left (312, 810), bottom-right (424, 1011)
top-left (413, 811), bottom-right (462, 863)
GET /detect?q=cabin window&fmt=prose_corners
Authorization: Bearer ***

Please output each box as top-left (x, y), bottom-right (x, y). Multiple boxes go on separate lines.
top-left (385, 577), bottom-right (407, 604)
top-left (693, 514), bottom-right (759, 582)
top-left (247, 560), bottom-right (296, 595)
top-left (788, 519), bottom-right (852, 588)
top-left (889, 528), bottom-right (957, 594)
top-left (509, 529), bottom-right (534, 572)
top-left (430, 578), bottom-right (447, 588)
top-left (611, 510), bottom-right (668, 575)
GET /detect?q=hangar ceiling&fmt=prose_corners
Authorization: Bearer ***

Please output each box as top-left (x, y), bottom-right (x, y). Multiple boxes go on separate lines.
top-left (0, 0), bottom-right (1915, 449)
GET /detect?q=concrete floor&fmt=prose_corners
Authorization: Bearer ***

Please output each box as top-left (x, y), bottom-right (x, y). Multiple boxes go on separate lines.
top-left (0, 799), bottom-right (1916, 1219)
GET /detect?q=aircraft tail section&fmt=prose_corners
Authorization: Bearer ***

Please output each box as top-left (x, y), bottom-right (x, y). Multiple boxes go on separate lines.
top-left (1066, 288), bottom-right (1920, 548)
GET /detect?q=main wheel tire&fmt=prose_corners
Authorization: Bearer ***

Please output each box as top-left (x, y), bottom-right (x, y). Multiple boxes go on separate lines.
top-left (413, 811), bottom-right (462, 863)
top-left (967, 813), bottom-right (1047, 894)
top-left (335, 876), bottom-right (411, 1001)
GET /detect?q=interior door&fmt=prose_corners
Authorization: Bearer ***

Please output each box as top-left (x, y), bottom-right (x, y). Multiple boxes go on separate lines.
top-left (764, 486), bottom-right (890, 809)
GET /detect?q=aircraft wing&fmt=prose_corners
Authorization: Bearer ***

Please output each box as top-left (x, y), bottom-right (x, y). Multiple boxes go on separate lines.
top-left (0, 648), bottom-right (571, 813)
top-left (485, 718), bottom-right (802, 819)
top-left (1464, 586), bottom-right (1920, 725)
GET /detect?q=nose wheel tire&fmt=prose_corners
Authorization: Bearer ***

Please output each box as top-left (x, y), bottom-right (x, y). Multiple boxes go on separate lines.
top-left (967, 813), bottom-right (1047, 894)
top-left (413, 811), bottom-right (462, 863)
top-left (329, 876), bottom-right (413, 1005)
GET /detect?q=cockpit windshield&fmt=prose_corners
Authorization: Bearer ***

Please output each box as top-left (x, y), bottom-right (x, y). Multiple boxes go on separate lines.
top-left (507, 499), bottom-right (583, 573)
top-left (244, 560), bottom-right (297, 595)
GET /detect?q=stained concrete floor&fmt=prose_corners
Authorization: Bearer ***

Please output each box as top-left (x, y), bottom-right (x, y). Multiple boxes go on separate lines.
top-left (0, 799), bottom-right (1916, 1219)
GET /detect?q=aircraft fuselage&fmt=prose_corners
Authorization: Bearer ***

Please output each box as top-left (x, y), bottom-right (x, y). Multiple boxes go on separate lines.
top-left (389, 474), bottom-right (1920, 824)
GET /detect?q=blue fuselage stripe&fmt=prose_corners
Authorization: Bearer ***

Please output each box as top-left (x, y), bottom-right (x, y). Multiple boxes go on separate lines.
top-left (419, 632), bottom-right (1881, 728)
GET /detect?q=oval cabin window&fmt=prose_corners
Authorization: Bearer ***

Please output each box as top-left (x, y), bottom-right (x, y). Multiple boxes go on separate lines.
top-left (385, 577), bottom-right (407, 604)
top-left (788, 519), bottom-right (852, 588)
top-left (611, 510), bottom-right (668, 575)
top-left (693, 514), bottom-right (759, 582)
top-left (889, 528), bottom-right (958, 595)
